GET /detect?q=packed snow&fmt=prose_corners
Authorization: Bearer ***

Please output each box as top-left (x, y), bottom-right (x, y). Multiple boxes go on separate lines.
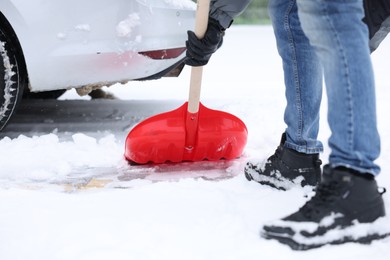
top-left (75, 24), bottom-right (91, 32)
top-left (1, 26), bottom-right (390, 259)
top-left (116, 13), bottom-right (141, 38)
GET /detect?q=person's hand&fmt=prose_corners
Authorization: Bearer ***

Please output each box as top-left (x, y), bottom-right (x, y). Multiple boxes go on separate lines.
top-left (185, 18), bottom-right (225, 67)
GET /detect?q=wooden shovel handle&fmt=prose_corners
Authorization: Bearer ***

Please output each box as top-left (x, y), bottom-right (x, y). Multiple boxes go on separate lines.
top-left (187, 0), bottom-right (210, 113)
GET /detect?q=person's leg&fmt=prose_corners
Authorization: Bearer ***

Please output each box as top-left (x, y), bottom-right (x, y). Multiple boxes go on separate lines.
top-left (269, 0), bottom-right (323, 154)
top-left (245, 0), bottom-right (323, 189)
top-left (298, 0), bottom-right (380, 175)
top-left (261, 0), bottom-right (387, 250)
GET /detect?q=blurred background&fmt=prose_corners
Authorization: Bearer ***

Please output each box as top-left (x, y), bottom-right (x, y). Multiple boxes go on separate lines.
top-left (233, 0), bottom-right (270, 24)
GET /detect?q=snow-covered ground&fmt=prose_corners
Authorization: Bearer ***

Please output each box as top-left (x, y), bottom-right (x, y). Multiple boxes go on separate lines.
top-left (1, 25), bottom-right (390, 259)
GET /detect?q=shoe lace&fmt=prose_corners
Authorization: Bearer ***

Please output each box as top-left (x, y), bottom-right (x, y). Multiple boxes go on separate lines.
top-left (299, 180), bottom-right (341, 219)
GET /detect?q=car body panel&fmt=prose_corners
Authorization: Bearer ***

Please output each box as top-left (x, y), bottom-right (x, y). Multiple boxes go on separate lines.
top-left (0, 0), bottom-right (195, 92)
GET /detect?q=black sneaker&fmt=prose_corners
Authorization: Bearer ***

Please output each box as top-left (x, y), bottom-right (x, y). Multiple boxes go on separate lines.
top-left (261, 165), bottom-right (389, 250)
top-left (244, 134), bottom-right (322, 190)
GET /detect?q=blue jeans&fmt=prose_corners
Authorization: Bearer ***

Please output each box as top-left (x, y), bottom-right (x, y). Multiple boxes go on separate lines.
top-left (269, 0), bottom-right (381, 175)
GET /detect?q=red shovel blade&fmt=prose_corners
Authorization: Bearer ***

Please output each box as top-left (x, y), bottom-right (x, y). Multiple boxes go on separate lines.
top-left (124, 102), bottom-right (247, 164)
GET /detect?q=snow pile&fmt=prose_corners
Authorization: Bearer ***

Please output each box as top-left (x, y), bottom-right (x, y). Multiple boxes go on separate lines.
top-left (116, 13), bottom-right (141, 38)
top-left (0, 134), bottom-right (123, 181)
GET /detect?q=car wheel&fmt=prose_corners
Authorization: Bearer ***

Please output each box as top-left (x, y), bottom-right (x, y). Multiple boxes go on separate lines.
top-left (0, 21), bottom-right (27, 131)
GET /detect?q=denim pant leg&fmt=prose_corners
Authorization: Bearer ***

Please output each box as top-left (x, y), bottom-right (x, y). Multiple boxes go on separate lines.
top-left (268, 0), bottom-right (323, 154)
top-left (296, 0), bottom-right (381, 175)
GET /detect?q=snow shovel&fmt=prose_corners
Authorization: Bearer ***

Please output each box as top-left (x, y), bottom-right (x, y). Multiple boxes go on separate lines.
top-left (124, 0), bottom-right (247, 164)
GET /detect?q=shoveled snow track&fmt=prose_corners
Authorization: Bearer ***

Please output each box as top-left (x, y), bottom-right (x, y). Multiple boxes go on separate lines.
top-left (66, 159), bottom-right (245, 192)
top-left (10, 159), bottom-right (246, 192)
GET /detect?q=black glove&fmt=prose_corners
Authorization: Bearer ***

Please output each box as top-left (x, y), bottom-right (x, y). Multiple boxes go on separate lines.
top-left (185, 18), bottom-right (225, 67)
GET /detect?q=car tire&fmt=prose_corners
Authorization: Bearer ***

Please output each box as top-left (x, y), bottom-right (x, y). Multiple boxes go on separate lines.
top-left (0, 18), bottom-right (28, 131)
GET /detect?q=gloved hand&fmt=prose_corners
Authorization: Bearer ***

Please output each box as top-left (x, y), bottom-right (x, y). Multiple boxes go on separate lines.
top-left (185, 18), bottom-right (225, 67)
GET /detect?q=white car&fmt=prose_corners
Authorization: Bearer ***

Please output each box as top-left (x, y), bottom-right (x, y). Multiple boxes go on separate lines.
top-left (0, 0), bottom-right (196, 130)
